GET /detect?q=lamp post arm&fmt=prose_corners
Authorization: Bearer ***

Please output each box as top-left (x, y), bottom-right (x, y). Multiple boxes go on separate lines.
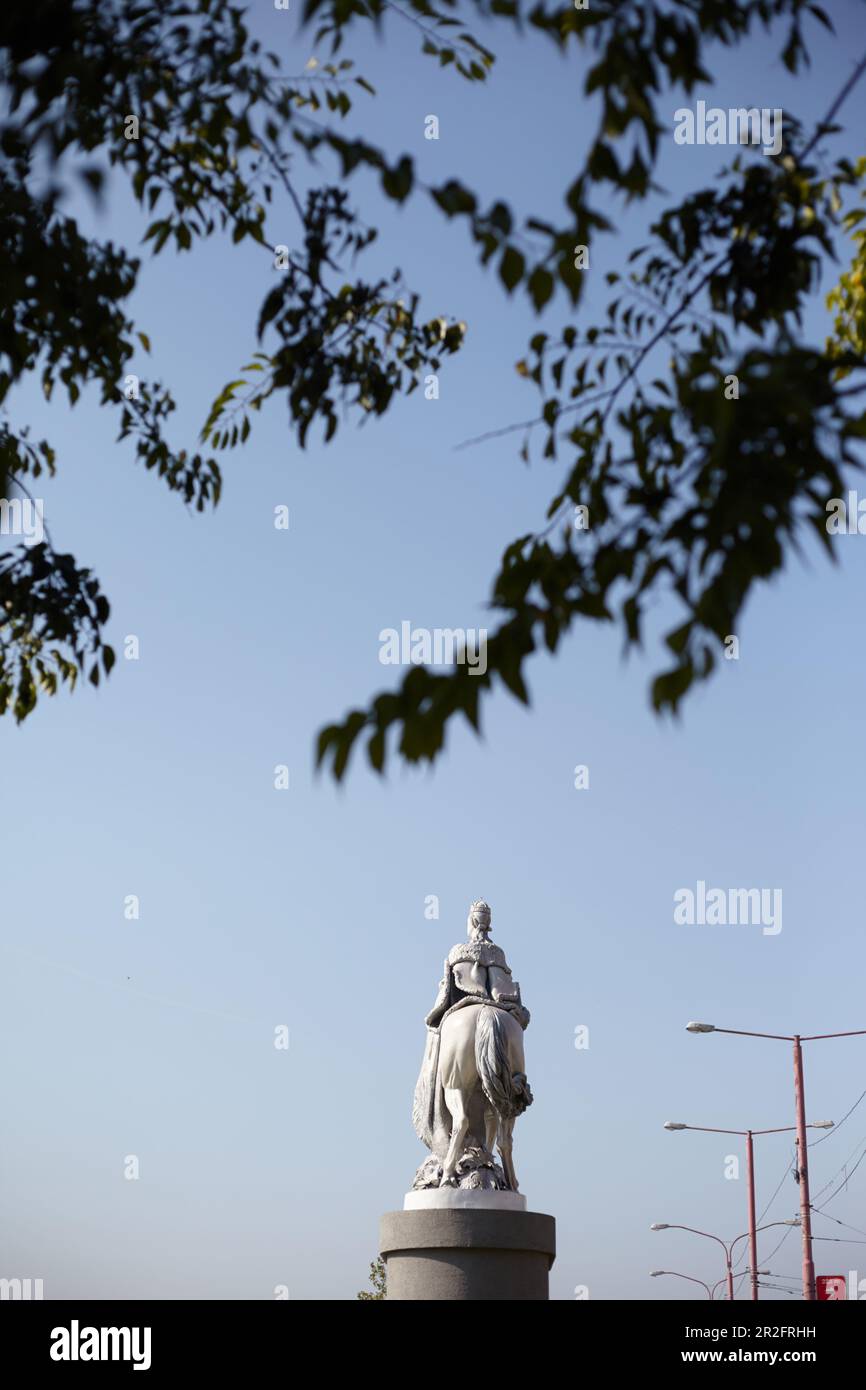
top-left (712, 1027), bottom-right (795, 1041)
top-left (666, 1225), bottom-right (732, 1259)
top-left (801, 1030), bottom-right (866, 1041)
top-left (657, 1271), bottom-right (714, 1300)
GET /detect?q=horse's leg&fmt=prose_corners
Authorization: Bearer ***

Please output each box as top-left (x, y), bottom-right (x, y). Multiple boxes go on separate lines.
top-left (484, 1106), bottom-right (498, 1159)
top-left (498, 1114), bottom-right (518, 1191)
top-left (440, 1087), bottom-right (470, 1186)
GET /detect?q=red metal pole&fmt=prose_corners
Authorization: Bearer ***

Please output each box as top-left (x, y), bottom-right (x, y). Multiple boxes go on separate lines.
top-left (746, 1131), bottom-right (758, 1301)
top-left (726, 1255), bottom-right (734, 1302)
top-left (793, 1037), bottom-right (816, 1300)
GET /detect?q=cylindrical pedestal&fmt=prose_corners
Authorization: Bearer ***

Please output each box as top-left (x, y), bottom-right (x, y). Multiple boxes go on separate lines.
top-left (379, 1208), bottom-right (556, 1300)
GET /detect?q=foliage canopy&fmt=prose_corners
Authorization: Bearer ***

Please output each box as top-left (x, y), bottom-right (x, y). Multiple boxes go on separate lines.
top-left (1, 1), bottom-right (864, 774)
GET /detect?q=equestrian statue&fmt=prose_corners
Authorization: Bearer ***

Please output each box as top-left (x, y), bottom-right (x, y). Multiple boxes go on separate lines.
top-left (412, 900), bottom-right (532, 1192)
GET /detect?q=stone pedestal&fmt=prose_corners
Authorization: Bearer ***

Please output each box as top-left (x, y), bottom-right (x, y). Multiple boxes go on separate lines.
top-left (379, 1206), bottom-right (556, 1301)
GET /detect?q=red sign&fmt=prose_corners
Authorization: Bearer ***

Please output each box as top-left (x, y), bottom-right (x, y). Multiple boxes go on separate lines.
top-left (817, 1275), bottom-right (847, 1301)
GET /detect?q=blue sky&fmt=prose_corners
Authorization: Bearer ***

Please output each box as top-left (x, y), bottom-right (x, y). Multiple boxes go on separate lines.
top-left (3, 1), bottom-right (866, 1300)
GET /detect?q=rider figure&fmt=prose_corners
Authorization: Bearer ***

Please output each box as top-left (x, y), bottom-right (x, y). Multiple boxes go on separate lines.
top-left (424, 899), bottom-right (530, 1032)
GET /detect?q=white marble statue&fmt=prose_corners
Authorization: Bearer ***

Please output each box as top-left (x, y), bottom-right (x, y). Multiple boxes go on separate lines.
top-left (412, 901), bottom-right (532, 1192)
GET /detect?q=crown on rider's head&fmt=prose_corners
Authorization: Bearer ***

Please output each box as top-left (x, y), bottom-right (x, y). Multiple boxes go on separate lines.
top-left (467, 900), bottom-right (492, 937)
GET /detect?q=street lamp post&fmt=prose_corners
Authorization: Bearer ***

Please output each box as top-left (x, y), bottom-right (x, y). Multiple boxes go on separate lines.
top-left (746, 1129), bottom-right (757, 1302)
top-left (663, 1120), bottom-right (833, 1300)
top-left (686, 1022), bottom-right (866, 1300)
top-left (793, 1037), bottom-right (814, 1303)
top-left (651, 1222), bottom-right (735, 1300)
top-left (650, 1221), bottom-right (799, 1301)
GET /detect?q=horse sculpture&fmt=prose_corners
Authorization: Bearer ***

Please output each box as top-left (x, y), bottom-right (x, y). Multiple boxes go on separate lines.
top-left (437, 1000), bottom-right (532, 1188)
top-left (412, 900), bottom-right (532, 1193)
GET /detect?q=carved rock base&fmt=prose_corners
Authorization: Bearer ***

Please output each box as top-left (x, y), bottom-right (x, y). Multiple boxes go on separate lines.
top-left (411, 1145), bottom-right (508, 1193)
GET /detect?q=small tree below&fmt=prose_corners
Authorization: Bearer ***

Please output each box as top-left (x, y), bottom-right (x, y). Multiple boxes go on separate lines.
top-left (357, 1257), bottom-right (386, 1301)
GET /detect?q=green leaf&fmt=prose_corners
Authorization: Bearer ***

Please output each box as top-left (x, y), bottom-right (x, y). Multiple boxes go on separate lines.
top-left (499, 246), bottom-right (525, 293)
top-left (528, 267), bottom-right (554, 312)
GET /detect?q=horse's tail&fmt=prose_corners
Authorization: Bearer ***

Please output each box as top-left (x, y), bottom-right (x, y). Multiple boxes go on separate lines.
top-left (475, 1006), bottom-right (533, 1118)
